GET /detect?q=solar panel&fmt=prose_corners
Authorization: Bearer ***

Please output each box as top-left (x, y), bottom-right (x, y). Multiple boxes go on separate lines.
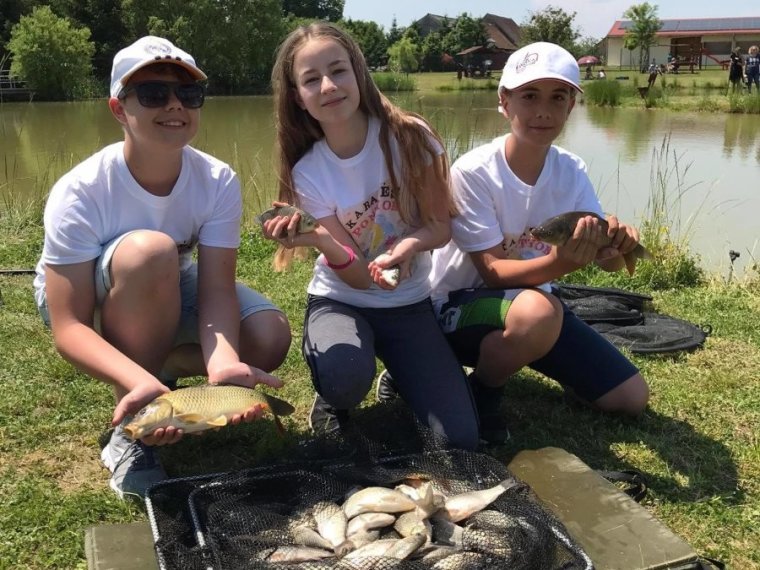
top-left (618, 17), bottom-right (760, 33)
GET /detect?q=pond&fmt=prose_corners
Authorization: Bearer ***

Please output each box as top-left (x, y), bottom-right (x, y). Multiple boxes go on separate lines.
top-left (1, 90), bottom-right (758, 276)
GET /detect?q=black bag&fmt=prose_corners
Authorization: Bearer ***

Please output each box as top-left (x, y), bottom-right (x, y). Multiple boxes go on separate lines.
top-left (554, 283), bottom-right (711, 354)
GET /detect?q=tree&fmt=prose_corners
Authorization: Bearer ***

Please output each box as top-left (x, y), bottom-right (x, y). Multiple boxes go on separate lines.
top-left (575, 36), bottom-right (602, 59)
top-left (387, 36), bottom-right (420, 74)
top-left (443, 13), bottom-right (485, 56)
top-left (421, 31), bottom-right (446, 71)
top-left (282, 0), bottom-right (344, 21)
top-left (0, 0), bottom-right (35, 60)
top-left (341, 19), bottom-right (388, 69)
top-left (8, 6), bottom-right (95, 100)
top-left (623, 2), bottom-right (661, 72)
top-left (520, 5), bottom-right (580, 52)
top-left (386, 17), bottom-right (403, 45)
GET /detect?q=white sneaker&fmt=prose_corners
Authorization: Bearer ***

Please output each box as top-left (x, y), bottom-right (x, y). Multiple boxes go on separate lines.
top-left (101, 424), bottom-right (167, 499)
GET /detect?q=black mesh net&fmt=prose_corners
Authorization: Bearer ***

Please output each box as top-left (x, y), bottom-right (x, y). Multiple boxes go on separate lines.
top-left (146, 403), bottom-right (593, 570)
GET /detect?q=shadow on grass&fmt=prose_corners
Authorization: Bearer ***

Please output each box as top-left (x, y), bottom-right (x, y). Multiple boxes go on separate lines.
top-left (101, 372), bottom-right (740, 512)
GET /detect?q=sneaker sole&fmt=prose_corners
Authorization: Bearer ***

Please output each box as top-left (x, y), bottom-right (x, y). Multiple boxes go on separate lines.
top-left (100, 445), bottom-right (127, 499)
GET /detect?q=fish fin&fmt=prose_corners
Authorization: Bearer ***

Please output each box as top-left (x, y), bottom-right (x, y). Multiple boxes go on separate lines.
top-left (273, 415), bottom-right (286, 436)
top-left (623, 252), bottom-right (637, 276)
top-left (175, 413), bottom-right (226, 427)
top-left (636, 243), bottom-right (654, 260)
top-left (264, 394), bottom-right (296, 416)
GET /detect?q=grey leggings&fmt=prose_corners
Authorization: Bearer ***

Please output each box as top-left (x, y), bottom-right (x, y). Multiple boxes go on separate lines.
top-left (302, 295), bottom-right (480, 450)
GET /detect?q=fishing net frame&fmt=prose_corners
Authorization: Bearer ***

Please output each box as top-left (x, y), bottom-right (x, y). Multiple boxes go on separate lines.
top-left (145, 402), bottom-right (593, 569)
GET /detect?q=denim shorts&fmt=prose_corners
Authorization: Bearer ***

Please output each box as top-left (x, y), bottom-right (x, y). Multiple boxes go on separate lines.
top-left (37, 232), bottom-right (280, 347)
top-left (437, 287), bottom-right (638, 402)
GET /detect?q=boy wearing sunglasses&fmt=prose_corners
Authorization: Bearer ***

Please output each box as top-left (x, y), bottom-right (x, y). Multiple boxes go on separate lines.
top-left (32, 36), bottom-right (292, 499)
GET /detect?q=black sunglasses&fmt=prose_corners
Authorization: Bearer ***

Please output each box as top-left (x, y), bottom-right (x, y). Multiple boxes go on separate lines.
top-left (118, 81), bottom-right (205, 109)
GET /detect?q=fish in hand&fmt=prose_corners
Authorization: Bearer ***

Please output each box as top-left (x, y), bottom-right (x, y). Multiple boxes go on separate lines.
top-left (529, 211), bottom-right (653, 275)
top-left (255, 204), bottom-right (319, 235)
top-left (123, 384), bottom-right (295, 439)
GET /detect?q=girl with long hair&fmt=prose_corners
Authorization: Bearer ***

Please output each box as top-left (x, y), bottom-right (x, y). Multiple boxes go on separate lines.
top-left (262, 22), bottom-right (479, 450)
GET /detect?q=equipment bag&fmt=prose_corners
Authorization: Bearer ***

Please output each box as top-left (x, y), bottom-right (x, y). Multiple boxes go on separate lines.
top-left (554, 283), bottom-right (711, 354)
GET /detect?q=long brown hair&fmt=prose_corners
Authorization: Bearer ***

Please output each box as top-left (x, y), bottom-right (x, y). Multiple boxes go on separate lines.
top-left (271, 21), bottom-right (454, 268)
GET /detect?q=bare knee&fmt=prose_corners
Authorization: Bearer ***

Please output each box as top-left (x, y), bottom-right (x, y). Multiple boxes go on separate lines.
top-left (593, 373), bottom-right (650, 416)
top-left (239, 310), bottom-right (291, 372)
top-left (505, 290), bottom-right (563, 354)
top-left (111, 231), bottom-right (179, 291)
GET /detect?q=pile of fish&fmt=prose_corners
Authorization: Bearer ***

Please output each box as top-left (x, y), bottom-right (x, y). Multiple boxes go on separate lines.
top-left (247, 476), bottom-right (541, 568)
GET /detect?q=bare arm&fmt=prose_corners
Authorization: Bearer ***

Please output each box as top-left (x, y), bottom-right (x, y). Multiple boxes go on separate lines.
top-left (368, 159), bottom-right (453, 287)
top-left (44, 261), bottom-right (170, 427)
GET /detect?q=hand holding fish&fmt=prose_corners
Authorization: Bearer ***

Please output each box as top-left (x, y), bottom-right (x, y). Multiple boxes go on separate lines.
top-left (554, 213), bottom-right (608, 267)
top-left (258, 202), bottom-right (321, 248)
top-left (208, 362), bottom-right (285, 425)
top-left (596, 214), bottom-right (641, 262)
top-left (112, 378), bottom-right (183, 446)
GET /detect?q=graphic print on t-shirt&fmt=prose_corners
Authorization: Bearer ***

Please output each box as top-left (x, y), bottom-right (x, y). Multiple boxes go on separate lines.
top-left (343, 181), bottom-right (402, 260)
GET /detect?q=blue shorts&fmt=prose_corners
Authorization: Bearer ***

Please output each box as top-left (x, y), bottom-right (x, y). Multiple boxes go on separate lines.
top-left (37, 232), bottom-right (280, 347)
top-left (437, 288), bottom-right (638, 402)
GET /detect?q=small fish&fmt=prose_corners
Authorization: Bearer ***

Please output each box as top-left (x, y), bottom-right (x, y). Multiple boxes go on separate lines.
top-left (123, 385), bottom-right (295, 439)
top-left (291, 524), bottom-right (333, 550)
top-left (266, 545), bottom-right (334, 563)
top-left (343, 486), bottom-right (417, 519)
top-left (313, 501), bottom-right (348, 550)
top-left (439, 479), bottom-right (518, 523)
top-left (256, 204), bottom-right (319, 235)
top-left (394, 510), bottom-right (432, 539)
top-left (383, 532), bottom-right (427, 559)
top-left (373, 253), bottom-right (401, 289)
top-left (346, 512), bottom-right (396, 537)
top-left (529, 211), bottom-right (653, 276)
top-left (342, 538), bottom-right (399, 561)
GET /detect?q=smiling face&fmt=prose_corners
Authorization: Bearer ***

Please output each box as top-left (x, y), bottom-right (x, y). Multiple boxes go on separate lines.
top-left (291, 37), bottom-right (361, 128)
top-left (110, 64), bottom-right (200, 153)
top-left (499, 79), bottom-right (576, 150)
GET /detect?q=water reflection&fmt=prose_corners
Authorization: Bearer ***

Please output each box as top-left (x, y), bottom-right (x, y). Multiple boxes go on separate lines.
top-left (1, 92), bottom-right (758, 274)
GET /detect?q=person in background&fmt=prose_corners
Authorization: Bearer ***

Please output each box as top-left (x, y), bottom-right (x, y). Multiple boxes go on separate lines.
top-left (427, 42), bottom-right (649, 443)
top-left (262, 22), bottom-right (479, 450)
top-left (729, 47), bottom-right (744, 92)
top-left (745, 45), bottom-right (760, 93)
top-left (33, 36), bottom-right (291, 499)
top-left (597, 68), bottom-right (606, 79)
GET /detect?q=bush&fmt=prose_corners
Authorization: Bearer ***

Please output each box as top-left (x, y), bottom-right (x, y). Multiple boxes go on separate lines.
top-left (7, 6), bottom-right (95, 101)
top-left (583, 79), bottom-right (621, 106)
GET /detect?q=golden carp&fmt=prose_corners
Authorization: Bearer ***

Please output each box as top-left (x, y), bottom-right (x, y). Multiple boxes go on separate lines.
top-left (123, 385), bottom-right (295, 439)
top-left (529, 211), bottom-right (653, 276)
top-left (256, 205), bottom-right (319, 235)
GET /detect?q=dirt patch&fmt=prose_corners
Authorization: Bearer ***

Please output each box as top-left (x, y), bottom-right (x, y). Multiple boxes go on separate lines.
top-left (14, 437), bottom-right (106, 494)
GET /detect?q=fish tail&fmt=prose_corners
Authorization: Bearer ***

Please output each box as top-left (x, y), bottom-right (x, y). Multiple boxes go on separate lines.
top-left (623, 252), bottom-right (637, 276)
top-left (635, 243), bottom-right (654, 261)
top-left (273, 414), bottom-right (286, 436)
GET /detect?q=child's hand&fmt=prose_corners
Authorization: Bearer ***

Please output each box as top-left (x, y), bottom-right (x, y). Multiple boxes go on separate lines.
top-left (112, 379), bottom-right (184, 446)
top-left (598, 215), bottom-right (640, 261)
top-left (555, 214), bottom-right (607, 266)
top-left (369, 249), bottom-right (411, 289)
top-left (208, 362), bottom-right (284, 424)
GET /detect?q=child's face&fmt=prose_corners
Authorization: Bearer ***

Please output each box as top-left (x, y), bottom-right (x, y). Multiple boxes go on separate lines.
top-left (291, 37), bottom-right (361, 126)
top-left (499, 80), bottom-right (576, 149)
top-left (751, 48), bottom-right (758, 56)
top-left (111, 65), bottom-right (200, 152)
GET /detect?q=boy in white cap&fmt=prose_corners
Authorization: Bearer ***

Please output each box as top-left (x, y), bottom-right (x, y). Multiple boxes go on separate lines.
top-left (427, 42), bottom-right (649, 443)
top-left (33, 36), bottom-right (292, 498)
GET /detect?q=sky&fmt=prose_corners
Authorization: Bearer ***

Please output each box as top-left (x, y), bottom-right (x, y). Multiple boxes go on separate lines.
top-left (342, 0), bottom-right (760, 40)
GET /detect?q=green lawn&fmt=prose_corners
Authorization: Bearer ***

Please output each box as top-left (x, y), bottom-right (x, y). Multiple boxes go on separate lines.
top-left (1, 213), bottom-right (759, 568)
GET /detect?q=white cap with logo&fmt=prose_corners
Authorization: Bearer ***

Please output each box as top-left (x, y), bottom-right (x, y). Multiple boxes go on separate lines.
top-left (110, 36), bottom-right (207, 97)
top-left (498, 42), bottom-right (582, 93)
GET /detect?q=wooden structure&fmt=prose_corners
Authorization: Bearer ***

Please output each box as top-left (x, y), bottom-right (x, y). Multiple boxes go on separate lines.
top-left (604, 17), bottom-right (760, 70)
top-left (0, 63), bottom-right (34, 102)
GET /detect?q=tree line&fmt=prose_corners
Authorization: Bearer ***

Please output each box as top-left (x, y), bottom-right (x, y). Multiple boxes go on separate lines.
top-left (1, 1), bottom-right (625, 101)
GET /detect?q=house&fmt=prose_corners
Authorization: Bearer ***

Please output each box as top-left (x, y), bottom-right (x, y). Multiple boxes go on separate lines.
top-left (413, 13), bottom-right (521, 72)
top-left (605, 17), bottom-right (760, 69)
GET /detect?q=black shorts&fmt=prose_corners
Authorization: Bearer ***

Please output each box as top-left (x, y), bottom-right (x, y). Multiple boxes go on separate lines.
top-left (437, 288), bottom-right (639, 402)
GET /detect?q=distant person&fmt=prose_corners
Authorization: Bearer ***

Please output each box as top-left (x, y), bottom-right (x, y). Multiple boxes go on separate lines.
top-left (32, 36), bottom-right (292, 499)
top-left (729, 47), bottom-right (744, 92)
top-left (585, 65), bottom-right (593, 80)
top-left (745, 45), bottom-right (760, 93)
top-left (647, 62), bottom-right (662, 88)
top-left (597, 68), bottom-right (606, 79)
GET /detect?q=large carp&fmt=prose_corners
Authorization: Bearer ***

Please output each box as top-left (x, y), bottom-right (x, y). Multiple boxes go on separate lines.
top-left (123, 384), bottom-right (295, 439)
top-left (529, 211), bottom-right (653, 275)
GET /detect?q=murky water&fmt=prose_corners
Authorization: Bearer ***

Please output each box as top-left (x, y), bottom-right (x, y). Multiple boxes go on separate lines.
top-left (1, 91), bottom-right (758, 275)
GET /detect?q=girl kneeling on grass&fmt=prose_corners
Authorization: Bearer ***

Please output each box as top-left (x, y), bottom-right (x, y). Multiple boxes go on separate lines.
top-left (260, 22), bottom-right (479, 450)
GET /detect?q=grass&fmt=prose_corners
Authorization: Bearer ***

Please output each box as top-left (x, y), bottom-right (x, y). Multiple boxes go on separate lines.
top-left (1, 136), bottom-right (759, 568)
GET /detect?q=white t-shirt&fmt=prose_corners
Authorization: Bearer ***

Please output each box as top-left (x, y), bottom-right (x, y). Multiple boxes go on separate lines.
top-left (294, 116), bottom-right (442, 309)
top-left (429, 134), bottom-right (603, 308)
top-left (34, 142), bottom-right (241, 305)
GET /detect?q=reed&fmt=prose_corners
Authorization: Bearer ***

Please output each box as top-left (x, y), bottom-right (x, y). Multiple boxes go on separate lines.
top-left (582, 79), bottom-right (621, 106)
top-left (371, 72), bottom-right (416, 92)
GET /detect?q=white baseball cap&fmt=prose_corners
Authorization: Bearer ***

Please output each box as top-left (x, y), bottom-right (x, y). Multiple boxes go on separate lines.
top-left (110, 36), bottom-right (207, 97)
top-left (498, 42), bottom-right (582, 94)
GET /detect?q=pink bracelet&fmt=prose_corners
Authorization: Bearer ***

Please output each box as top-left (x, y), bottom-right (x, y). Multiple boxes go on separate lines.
top-left (324, 244), bottom-right (357, 270)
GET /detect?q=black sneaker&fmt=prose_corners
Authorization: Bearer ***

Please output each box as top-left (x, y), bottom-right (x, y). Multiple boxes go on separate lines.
top-left (375, 370), bottom-right (399, 402)
top-left (308, 394), bottom-right (350, 436)
top-left (471, 379), bottom-right (511, 445)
